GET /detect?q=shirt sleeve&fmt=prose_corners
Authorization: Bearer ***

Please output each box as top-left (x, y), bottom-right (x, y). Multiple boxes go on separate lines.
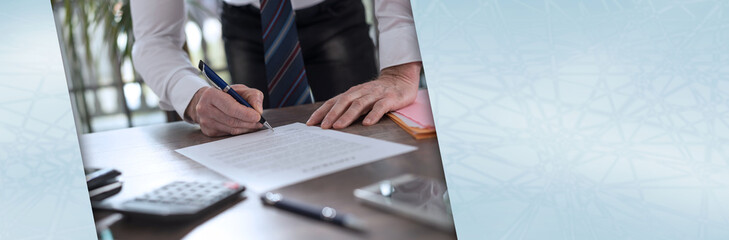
top-left (130, 0), bottom-right (208, 122)
top-left (374, 0), bottom-right (422, 70)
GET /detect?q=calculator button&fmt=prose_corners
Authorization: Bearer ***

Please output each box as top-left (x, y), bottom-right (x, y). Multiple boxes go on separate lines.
top-left (117, 181), bottom-right (244, 220)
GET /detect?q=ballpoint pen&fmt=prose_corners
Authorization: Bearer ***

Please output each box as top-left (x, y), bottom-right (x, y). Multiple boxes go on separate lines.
top-left (198, 60), bottom-right (273, 131)
top-left (261, 192), bottom-right (366, 231)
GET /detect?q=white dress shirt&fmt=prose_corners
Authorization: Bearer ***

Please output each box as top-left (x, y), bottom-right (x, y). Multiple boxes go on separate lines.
top-left (130, 0), bottom-right (421, 120)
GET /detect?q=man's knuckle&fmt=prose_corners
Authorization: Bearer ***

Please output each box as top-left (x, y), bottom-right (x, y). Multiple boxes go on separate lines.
top-left (240, 112), bottom-right (253, 122)
top-left (374, 105), bottom-right (389, 113)
top-left (202, 89), bottom-right (214, 97)
top-left (315, 101), bottom-right (327, 109)
top-left (227, 117), bottom-right (239, 127)
top-left (341, 94), bottom-right (356, 102)
top-left (383, 91), bottom-right (397, 99)
top-left (198, 118), bottom-right (209, 126)
top-left (351, 100), bottom-right (364, 109)
top-left (324, 115), bottom-right (336, 123)
top-left (352, 85), bottom-right (365, 91)
top-left (340, 111), bottom-right (353, 118)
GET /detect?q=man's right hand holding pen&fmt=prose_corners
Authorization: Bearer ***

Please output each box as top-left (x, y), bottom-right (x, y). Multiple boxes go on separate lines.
top-left (185, 85), bottom-right (265, 137)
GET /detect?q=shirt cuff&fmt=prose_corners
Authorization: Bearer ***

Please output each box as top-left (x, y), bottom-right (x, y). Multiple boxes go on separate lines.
top-left (378, 25), bottom-right (423, 70)
top-left (167, 74), bottom-right (208, 123)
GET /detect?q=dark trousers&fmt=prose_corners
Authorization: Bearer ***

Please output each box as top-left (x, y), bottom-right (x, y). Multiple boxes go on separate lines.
top-left (221, 0), bottom-right (378, 109)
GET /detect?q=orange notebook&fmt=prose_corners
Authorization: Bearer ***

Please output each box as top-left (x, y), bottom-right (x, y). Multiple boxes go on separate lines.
top-left (387, 89), bottom-right (436, 139)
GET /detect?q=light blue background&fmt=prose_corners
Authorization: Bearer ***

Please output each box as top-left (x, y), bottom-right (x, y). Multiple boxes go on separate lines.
top-left (412, 1), bottom-right (729, 239)
top-left (0, 1), bottom-right (96, 239)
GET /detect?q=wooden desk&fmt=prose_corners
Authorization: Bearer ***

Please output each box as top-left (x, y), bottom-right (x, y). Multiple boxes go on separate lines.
top-left (81, 103), bottom-right (455, 240)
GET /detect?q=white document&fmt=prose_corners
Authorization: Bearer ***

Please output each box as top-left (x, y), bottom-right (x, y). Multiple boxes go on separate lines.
top-left (176, 123), bottom-right (417, 192)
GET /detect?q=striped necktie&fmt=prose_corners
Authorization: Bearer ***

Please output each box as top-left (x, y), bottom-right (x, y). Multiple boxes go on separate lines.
top-left (259, 0), bottom-right (313, 108)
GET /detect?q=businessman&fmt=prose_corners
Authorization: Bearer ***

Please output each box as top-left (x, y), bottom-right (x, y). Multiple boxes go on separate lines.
top-left (131, 0), bottom-right (421, 136)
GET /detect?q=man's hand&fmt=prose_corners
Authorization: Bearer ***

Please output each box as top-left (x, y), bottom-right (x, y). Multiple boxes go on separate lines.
top-left (185, 84), bottom-right (264, 137)
top-left (306, 62), bottom-right (422, 129)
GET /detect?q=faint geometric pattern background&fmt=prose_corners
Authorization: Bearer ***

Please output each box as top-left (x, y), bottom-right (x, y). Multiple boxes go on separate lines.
top-left (0, 1), bottom-right (96, 239)
top-left (412, 0), bottom-right (729, 239)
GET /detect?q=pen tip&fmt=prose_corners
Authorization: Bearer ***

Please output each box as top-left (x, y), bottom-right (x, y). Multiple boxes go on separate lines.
top-left (264, 122), bottom-right (273, 131)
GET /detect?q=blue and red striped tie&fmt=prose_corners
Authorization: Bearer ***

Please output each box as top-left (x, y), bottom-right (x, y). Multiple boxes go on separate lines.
top-left (259, 0), bottom-right (313, 108)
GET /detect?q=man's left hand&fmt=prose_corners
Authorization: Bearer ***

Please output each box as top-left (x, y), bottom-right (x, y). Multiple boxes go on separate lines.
top-left (306, 62), bottom-right (422, 129)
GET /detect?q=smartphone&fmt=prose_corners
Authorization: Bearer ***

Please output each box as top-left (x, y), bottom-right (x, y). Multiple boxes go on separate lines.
top-left (354, 174), bottom-right (454, 231)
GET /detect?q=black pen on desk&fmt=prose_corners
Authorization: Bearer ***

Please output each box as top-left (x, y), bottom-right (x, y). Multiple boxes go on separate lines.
top-left (198, 60), bottom-right (273, 131)
top-left (262, 192), bottom-right (366, 231)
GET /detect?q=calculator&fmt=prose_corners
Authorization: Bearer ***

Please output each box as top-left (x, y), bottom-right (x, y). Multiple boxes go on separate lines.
top-left (94, 181), bottom-right (245, 221)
